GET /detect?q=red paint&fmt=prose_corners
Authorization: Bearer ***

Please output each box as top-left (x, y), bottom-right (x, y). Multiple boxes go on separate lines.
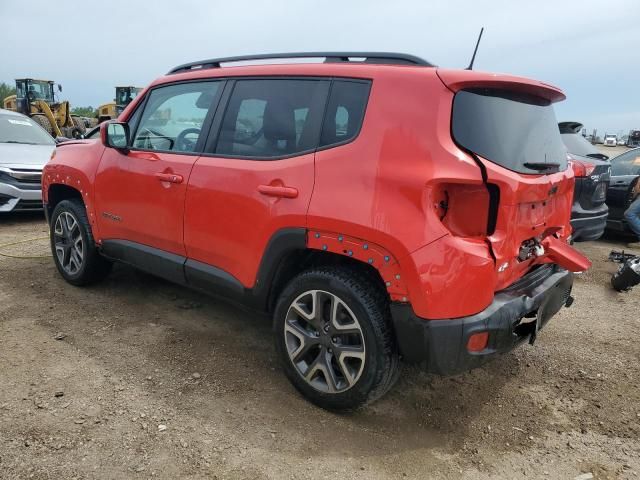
top-left (94, 143), bottom-right (198, 255)
top-left (184, 154), bottom-right (315, 287)
top-left (307, 231), bottom-right (409, 301)
top-left (43, 60), bottom-right (587, 322)
top-left (542, 236), bottom-right (592, 272)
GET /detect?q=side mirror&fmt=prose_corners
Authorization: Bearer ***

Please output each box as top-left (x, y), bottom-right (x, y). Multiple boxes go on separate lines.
top-left (101, 122), bottom-right (130, 152)
top-left (57, 84), bottom-right (63, 92)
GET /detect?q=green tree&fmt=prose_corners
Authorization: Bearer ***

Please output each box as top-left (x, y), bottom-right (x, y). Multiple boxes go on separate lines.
top-left (0, 81), bottom-right (17, 105)
top-left (71, 106), bottom-right (96, 117)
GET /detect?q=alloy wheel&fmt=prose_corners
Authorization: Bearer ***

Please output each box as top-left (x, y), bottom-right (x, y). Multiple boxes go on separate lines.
top-left (53, 211), bottom-right (84, 275)
top-left (284, 290), bottom-right (366, 393)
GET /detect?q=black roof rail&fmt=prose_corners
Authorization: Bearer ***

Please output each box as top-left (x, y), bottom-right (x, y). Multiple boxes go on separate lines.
top-left (168, 52), bottom-right (433, 74)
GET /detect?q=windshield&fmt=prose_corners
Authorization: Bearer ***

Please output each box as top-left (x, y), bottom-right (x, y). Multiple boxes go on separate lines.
top-left (561, 132), bottom-right (601, 156)
top-left (452, 88), bottom-right (567, 174)
top-left (17, 80), bottom-right (54, 102)
top-left (0, 113), bottom-right (55, 145)
top-left (116, 87), bottom-right (141, 106)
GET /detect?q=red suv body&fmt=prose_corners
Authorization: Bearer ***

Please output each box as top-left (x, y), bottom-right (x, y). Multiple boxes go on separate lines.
top-left (43, 53), bottom-right (590, 410)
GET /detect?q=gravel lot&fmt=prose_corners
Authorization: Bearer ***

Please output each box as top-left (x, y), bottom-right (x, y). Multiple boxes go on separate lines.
top-left (1, 146), bottom-right (639, 479)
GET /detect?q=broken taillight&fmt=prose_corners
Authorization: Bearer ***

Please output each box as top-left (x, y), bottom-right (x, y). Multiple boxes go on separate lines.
top-left (433, 183), bottom-right (497, 237)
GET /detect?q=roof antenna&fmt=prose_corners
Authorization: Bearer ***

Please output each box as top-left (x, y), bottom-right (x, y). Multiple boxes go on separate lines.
top-left (466, 27), bottom-right (484, 70)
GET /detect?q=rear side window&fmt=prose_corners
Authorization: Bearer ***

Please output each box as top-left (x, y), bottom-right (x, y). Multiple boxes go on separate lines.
top-left (215, 79), bottom-right (329, 158)
top-left (320, 80), bottom-right (370, 147)
top-left (452, 89), bottom-right (567, 174)
top-left (611, 149), bottom-right (640, 176)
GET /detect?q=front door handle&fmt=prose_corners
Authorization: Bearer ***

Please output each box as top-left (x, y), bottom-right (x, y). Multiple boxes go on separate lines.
top-left (155, 172), bottom-right (183, 184)
top-left (258, 184), bottom-right (298, 198)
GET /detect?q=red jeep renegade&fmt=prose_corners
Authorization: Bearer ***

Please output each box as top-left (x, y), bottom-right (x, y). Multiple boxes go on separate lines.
top-left (43, 52), bottom-right (591, 410)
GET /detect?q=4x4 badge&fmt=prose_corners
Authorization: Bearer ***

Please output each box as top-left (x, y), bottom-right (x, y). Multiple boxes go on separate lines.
top-left (102, 212), bottom-right (122, 222)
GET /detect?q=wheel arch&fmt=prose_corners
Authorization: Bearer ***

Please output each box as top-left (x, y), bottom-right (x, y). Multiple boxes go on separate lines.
top-left (46, 183), bottom-right (84, 220)
top-left (256, 228), bottom-right (409, 314)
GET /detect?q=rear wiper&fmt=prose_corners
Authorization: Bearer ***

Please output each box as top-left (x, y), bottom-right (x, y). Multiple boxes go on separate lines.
top-left (586, 153), bottom-right (609, 161)
top-left (1, 140), bottom-right (37, 145)
top-left (523, 162), bottom-right (561, 172)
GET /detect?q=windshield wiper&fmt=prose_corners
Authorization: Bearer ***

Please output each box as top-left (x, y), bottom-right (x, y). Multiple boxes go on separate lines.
top-left (524, 162), bottom-right (561, 172)
top-left (1, 140), bottom-right (38, 145)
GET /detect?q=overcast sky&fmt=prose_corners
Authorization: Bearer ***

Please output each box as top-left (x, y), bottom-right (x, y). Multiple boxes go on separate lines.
top-left (1, 0), bottom-right (638, 135)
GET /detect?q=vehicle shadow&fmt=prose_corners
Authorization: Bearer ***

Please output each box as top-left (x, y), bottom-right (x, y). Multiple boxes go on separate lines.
top-left (65, 263), bottom-right (522, 461)
top-left (0, 211), bottom-right (46, 226)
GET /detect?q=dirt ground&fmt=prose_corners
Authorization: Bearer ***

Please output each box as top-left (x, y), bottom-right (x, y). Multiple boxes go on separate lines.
top-left (1, 173), bottom-right (639, 479)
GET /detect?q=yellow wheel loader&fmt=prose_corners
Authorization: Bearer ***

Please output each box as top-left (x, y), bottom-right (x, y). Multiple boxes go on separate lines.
top-left (96, 86), bottom-right (142, 123)
top-left (2, 78), bottom-right (86, 138)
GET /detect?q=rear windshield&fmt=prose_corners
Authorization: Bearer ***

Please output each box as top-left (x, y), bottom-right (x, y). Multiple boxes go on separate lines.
top-left (561, 132), bottom-right (600, 157)
top-left (452, 89), bottom-right (567, 174)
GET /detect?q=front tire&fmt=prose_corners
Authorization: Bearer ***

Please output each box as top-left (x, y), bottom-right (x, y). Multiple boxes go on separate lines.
top-left (50, 199), bottom-right (112, 286)
top-left (274, 267), bottom-right (399, 411)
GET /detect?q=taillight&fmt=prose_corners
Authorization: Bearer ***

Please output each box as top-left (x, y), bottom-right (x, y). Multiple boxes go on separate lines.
top-left (432, 183), bottom-right (495, 238)
top-left (570, 159), bottom-right (596, 177)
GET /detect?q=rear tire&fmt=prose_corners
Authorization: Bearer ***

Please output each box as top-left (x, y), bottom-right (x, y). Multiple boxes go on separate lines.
top-left (71, 116), bottom-right (87, 135)
top-left (50, 199), bottom-right (112, 286)
top-left (274, 267), bottom-right (399, 411)
top-left (31, 114), bottom-right (53, 136)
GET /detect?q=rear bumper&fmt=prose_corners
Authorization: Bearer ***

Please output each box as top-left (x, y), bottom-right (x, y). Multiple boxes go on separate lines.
top-left (570, 203), bottom-right (608, 241)
top-left (390, 265), bottom-right (573, 375)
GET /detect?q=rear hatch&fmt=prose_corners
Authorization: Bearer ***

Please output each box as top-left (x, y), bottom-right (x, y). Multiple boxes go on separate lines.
top-left (438, 69), bottom-right (587, 289)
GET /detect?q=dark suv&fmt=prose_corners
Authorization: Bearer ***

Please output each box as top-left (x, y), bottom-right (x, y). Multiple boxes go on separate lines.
top-left (559, 122), bottom-right (611, 241)
top-left (42, 52), bottom-right (590, 410)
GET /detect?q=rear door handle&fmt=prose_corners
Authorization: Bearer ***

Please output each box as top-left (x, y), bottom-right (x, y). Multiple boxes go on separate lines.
top-left (155, 172), bottom-right (183, 184)
top-left (258, 184), bottom-right (298, 198)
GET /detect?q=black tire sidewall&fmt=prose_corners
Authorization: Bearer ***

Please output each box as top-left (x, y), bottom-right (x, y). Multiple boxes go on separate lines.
top-left (274, 269), bottom-right (391, 411)
top-left (50, 200), bottom-right (96, 285)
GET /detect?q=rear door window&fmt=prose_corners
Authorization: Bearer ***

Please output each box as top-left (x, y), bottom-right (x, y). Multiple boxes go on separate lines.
top-left (452, 89), bottom-right (567, 174)
top-left (214, 79), bottom-right (329, 159)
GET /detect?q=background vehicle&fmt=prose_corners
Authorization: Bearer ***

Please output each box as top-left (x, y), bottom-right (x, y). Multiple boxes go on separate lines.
top-left (604, 134), bottom-right (618, 147)
top-left (606, 147), bottom-right (640, 233)
top-left (2, 78), bottom-right (86, 138)
top-left (559, 122), bottom-right (611, 241)
top-left (627, 130), bottom-right (640, 148)
top-left (42, 52), bottom-right (589, 410)
top-left (96, 86), bottom-right (142, 123)
top-left (0, 108), bottom-right (55, 212)
top-left (559, 122), bottom-right (609, 160)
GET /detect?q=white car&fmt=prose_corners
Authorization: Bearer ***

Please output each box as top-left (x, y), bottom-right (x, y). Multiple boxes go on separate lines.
top-left (0, 108), bottom-right (55, 212)
top-left (604, 134), bottom-right (618, 147)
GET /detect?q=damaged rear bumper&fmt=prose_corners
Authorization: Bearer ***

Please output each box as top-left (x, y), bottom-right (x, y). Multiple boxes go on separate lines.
top-left (390, 265), bottom-right (573, 375)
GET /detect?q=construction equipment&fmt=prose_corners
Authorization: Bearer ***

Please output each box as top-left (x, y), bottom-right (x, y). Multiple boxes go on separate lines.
top-left (2, 78), bottom-right (86, 138)
top-left (96, 86), bottom-right (142, 123)
top-left (627, 130), bottom-right (640, 148)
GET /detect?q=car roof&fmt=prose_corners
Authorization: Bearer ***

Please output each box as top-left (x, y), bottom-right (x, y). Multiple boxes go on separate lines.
top-left (168, 52), bottom-right (434, 74)
top-left (0, 108), bottom-right (29, 118)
